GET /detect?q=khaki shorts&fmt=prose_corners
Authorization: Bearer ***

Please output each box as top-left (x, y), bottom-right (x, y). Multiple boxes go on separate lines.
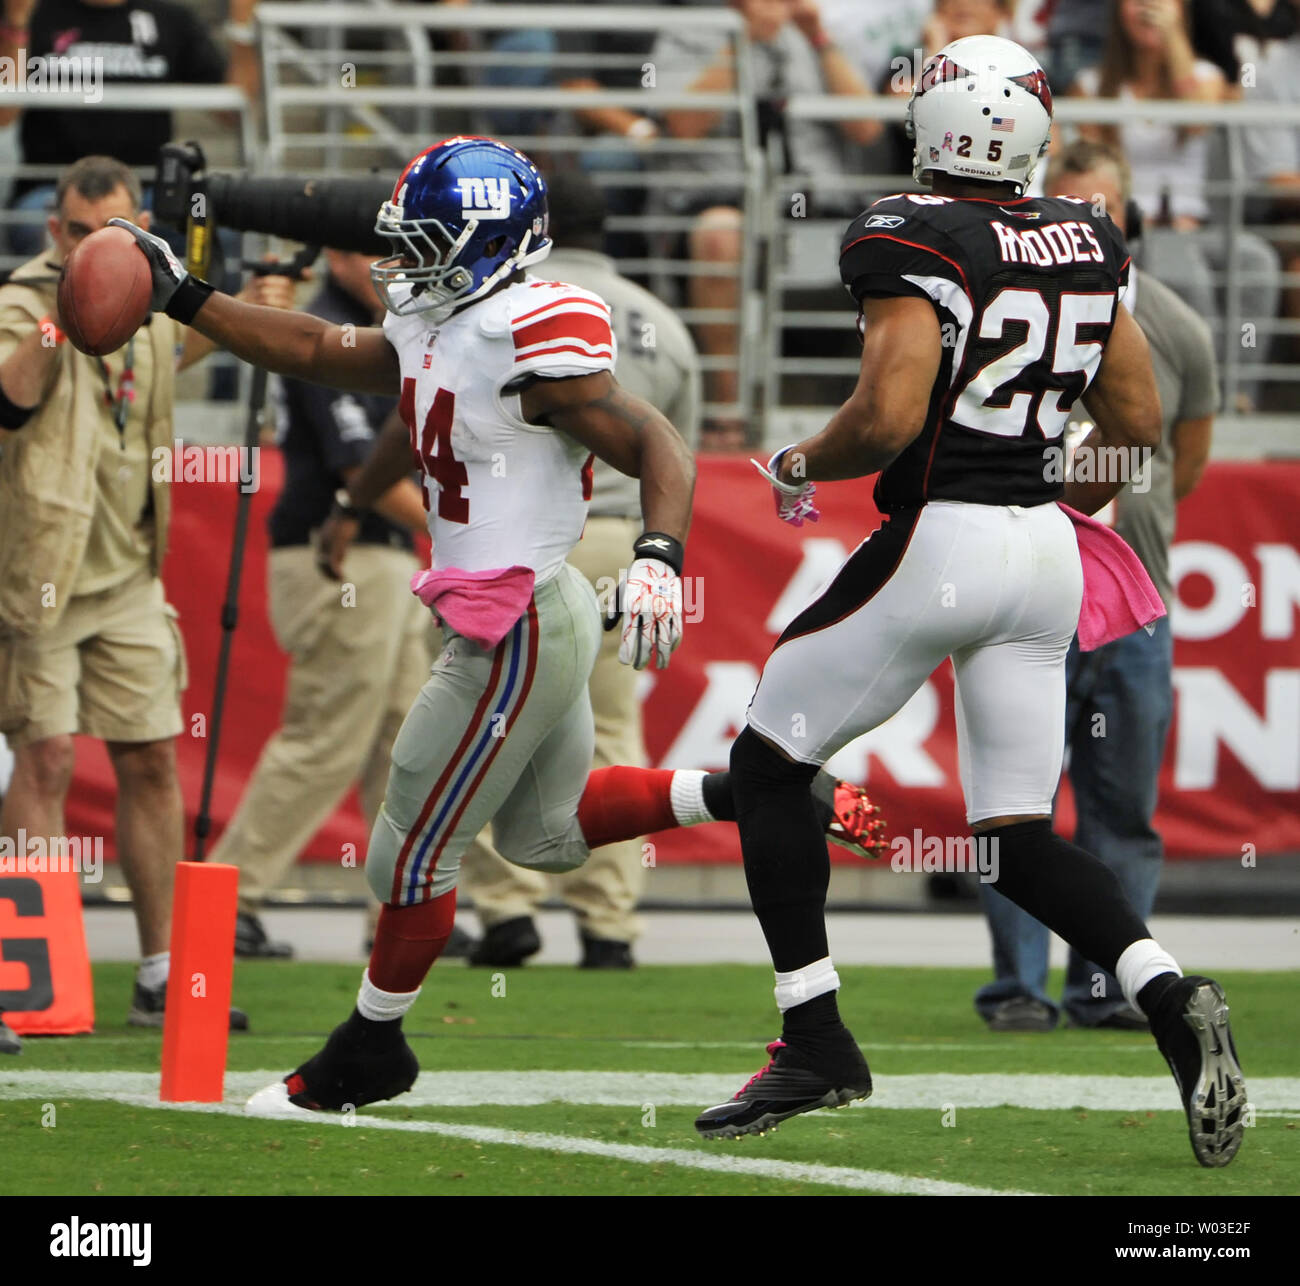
top-left (0, 569), bottom-right (187, 747)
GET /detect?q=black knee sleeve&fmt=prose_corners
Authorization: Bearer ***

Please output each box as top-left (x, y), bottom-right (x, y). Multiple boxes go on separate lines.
top-left (984, 818), bottom-right (1152, 976)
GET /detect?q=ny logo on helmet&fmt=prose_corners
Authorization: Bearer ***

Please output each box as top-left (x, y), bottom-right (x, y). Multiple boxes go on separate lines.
top-left (458, 176), bottom-right (514, 220)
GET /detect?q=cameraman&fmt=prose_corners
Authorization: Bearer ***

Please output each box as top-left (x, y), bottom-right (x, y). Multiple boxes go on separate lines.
top-left (0, 155), bottom-right (291, 1046)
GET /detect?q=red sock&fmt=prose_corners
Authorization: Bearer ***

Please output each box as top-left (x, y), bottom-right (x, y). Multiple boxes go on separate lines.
top-left (368, 891), bottom-right (457, 993)
top-left (577, 766), bottom-right (679, 849)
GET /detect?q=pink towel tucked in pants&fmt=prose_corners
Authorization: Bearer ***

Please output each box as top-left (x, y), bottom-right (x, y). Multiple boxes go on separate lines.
top-left (410, 565), bottom-right (536, 650)
top-left (1058, 503), bottom-right (1166, 651)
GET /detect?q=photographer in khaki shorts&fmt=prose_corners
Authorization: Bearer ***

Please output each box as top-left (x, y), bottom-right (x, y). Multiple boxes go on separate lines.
top-left (0, 156), bottom-right (292, 1050)
top-left (458, 171), bottom-right (701, 968)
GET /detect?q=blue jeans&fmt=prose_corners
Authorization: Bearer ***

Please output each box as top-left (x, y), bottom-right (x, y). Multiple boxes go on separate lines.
top-left (975, 616), bottom-right (1174, 1026)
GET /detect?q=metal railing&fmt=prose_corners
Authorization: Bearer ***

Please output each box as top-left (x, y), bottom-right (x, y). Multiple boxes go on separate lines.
top-left (0, 85), bottom-right (255, 265)
top-left (770, 95), bottom-right (1300, 447)
top-left (0, 9), bottom-right (1295, 454)
top-left (254, 2), bottom-right (763, 425)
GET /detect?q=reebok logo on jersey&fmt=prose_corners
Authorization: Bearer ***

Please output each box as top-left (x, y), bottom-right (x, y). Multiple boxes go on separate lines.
top-left (864, 213), bottom-right (906, 230)
top-left (457, 176), bottom-right (513, 220)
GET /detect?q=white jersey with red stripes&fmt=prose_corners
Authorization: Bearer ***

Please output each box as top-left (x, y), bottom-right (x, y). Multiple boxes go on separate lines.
top-left (383, 275), bottom-right (618, 585)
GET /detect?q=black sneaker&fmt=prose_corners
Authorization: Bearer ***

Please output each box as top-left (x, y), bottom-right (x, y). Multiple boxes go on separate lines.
top-left (579, 932), bottom-right (634, 969)
top-left (126, 981), bottom-right (249, 1032)
top-left (0, 1013), bottom-right (20, 1054)
top-left (985, 996), bottom-right (1058, 1032)
top-left (234, 911), bottom-right (294, 960)
top-left (251, 1015), bottom-right (419, 1114)
top-left (695, 1037), bottom-right (873, 1139)
top-left (468, 916), bottom-right (541, 967)
top-left (1149, 975), bottom-right (1247, 1168)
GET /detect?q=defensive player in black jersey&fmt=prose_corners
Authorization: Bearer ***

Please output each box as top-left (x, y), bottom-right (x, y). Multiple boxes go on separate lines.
top-left (697, 35), bottom-right (1247, 1168)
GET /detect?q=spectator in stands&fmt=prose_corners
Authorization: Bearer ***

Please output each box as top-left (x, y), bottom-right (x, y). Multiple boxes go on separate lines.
top-left (976, 140), bottom-right (1216, 1032)
top-left (1071, 0), bottom-right (1281, 409)
top-left (1043, 0), bottom-right (1109, 90)
top-left (457, 170), bottom-right (701, 969)
top-left (5, 0), bottom-right (260, 255)
top-left (0, 156), bottom-right (292, 1046)
top-left (816, 0), bottom-right (932, 90)
top-left (209, 249), bottom-right (476, 963)
top-left (1225, 1), bottom-right (1300, 377)
top-left (880, 1), bottom-right (1018, 172)
top-left (652, 0), bottom-right (880, 449)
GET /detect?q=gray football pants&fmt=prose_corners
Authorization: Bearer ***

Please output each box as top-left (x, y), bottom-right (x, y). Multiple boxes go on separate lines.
top-left (366, 563), bottom-right (601, 906)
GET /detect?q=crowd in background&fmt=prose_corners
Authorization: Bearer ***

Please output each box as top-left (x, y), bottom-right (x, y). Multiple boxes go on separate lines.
top-left (0, 1), bottom-right (1296, 430)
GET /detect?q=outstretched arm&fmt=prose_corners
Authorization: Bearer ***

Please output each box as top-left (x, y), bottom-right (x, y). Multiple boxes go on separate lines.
top-left (176, 291), bottom-right (401, 395)
top-left (520, 370), bottom-right (695, 544)
top-left (109, 218), bottom-right (401, 395)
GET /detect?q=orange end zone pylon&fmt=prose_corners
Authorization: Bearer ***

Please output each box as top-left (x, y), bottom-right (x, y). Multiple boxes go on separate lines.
top-left (159, 861), bottom-right (238, 1102)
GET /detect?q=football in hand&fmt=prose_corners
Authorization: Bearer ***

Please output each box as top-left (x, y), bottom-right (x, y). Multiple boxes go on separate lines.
top-left (57, 224), bottom-right (154, 356)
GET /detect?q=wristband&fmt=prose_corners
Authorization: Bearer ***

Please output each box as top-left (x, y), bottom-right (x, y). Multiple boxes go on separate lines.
top-left (38, 315), bottom-right (66, 346)
top-left (163, 276), bottom-right (215, 324)
top-left (224, 20), bottom-right (256, 43)
top-left (632, 531), bottom-right (684, 577)
top-left (333, 487), bottom-right (361, 519)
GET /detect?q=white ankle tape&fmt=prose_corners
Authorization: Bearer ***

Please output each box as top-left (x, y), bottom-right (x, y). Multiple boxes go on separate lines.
top-left (357, 970), bottom-right (420, 1022)
top-left (1115, 939), bottom-right (1182, 1008)
top-left (774, 957), bottom-right (840, 1012)
top-left (670, 770), bottom-right (713, 826)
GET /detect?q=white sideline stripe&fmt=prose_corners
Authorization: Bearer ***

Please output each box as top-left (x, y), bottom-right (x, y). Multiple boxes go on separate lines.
top-left (3, 1070), bottom-right (1299, 1111)
top-left (6, 1088), bottom-right (1034, 1197)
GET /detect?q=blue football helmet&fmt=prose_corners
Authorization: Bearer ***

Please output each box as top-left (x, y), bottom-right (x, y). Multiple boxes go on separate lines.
top-left (371, 135), bottom-right (552, 319)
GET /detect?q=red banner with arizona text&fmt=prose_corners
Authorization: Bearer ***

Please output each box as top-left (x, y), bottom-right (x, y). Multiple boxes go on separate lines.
top-left (61, 455), bottom-right (1300, 864)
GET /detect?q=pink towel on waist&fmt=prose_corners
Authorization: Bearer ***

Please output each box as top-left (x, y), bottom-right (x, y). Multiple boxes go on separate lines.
top-left (410, 565), bottom-right (536, 650)
top-left (1059, 503), bottom-right (1166, 651)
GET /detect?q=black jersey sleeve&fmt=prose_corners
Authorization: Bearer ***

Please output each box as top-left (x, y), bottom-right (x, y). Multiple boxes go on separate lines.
top-left (839, 200), bottom-right (969, 305)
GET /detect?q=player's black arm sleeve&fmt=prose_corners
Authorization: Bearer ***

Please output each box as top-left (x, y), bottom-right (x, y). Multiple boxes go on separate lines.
top-left (520, 370), bottom-right (695, 545)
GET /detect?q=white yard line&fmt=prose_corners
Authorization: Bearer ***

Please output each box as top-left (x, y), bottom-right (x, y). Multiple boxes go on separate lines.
top-left (3, 1069), bottom-right (1299, 1111)
top-left (5, 1086), bottom-right (1034, 1197)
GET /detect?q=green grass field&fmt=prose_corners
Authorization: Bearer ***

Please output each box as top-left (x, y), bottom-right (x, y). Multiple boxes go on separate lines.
top-left (3, 961), bottom-right (1296, 1196)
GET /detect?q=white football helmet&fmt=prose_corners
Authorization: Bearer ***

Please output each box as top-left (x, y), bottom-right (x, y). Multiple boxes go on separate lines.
top-left (906, 35), bottom-right (1053, 196)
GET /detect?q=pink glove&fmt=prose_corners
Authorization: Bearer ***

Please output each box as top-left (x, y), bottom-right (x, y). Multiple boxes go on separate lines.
top-left (751, 447), bottom-right (820, 527)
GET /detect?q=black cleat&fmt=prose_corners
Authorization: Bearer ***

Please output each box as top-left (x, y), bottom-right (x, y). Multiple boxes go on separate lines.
top-left (275, 1016), bottom-right (419, 1112)
top-left (695, 1037), bottom-right (873, 1139)
top-left (234, 911), bottom-right (294, 959)
top-left (1149, 975), bottom-right (1247, 1167)
top-left (127, 981), bottom-right (248, 1031)
top-left (468, 916), bottom-right (541, 967)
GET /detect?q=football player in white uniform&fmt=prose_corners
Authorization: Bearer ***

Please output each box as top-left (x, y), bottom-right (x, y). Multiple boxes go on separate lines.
top-left (113, 137), bottom-right (887, 1113)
